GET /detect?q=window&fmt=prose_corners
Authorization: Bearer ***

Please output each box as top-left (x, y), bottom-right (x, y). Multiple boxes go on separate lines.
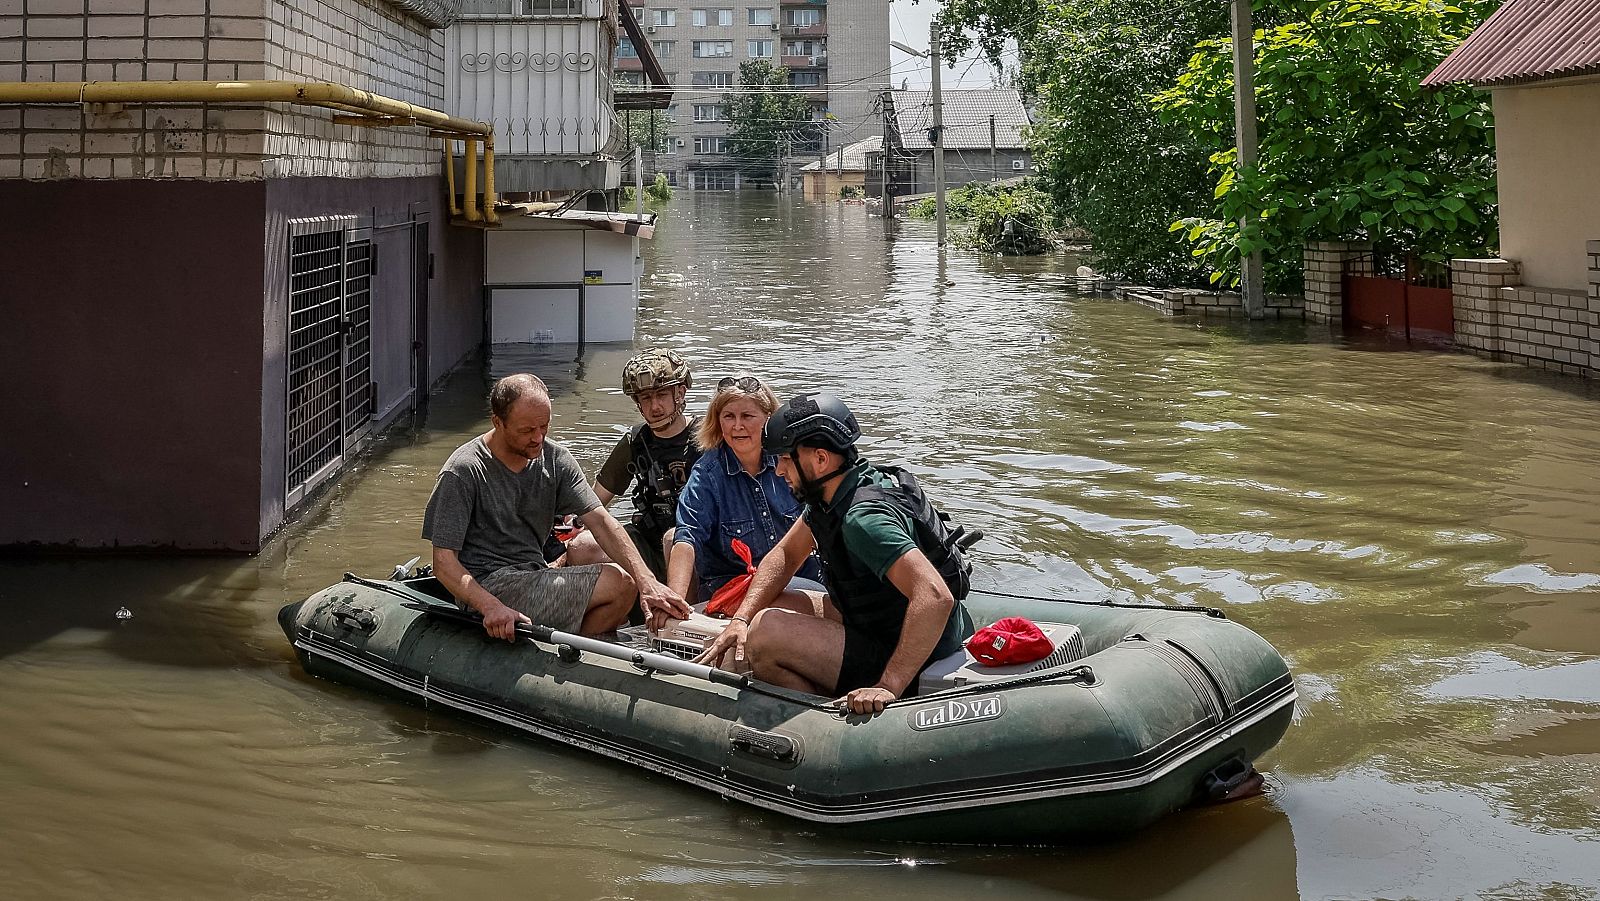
top-left (693, 103), bottom-right (729, 122)
top-left (695, 170), bottom-right (735, 189)
top-left (694, 137), bottom-right (730, 154)
top-left (693, 40), bottom-right (732, 57)
top-left (651, 40), bottom-right (675, 57)
top-left (784, 40), bottom-right (822, 57)
top-left (747, 40), bottom-right (772, 58)
top-left (694, 71), bottom-right (734, 88)
top-left (617, 72), bottom-right (644, 87)
top-left (789, 71), bottom-right (821, 87)
top-left (786, 8), bottom-right (819, 26)
top-left (650, 8), bottom-right (675, 25)
top-left (692, 8), bottom-right (733, 26)
top-left (747, 7), bottom-right (772, 25)
top-left (618, 38), bottom-right (638, 58)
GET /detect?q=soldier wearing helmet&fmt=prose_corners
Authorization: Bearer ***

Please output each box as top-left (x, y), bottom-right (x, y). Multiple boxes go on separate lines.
top-left (561, 349), bottom-right (703, 617)
top-left (694, 392), bottom-right (976, 716)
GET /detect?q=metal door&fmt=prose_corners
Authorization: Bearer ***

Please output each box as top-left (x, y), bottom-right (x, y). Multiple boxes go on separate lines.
top-left (286, 217), bottom-right (376, 508)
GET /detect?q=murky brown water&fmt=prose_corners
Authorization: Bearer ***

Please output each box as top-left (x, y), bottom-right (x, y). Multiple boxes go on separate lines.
top-left (4, 194), bottom-right (1600, 899)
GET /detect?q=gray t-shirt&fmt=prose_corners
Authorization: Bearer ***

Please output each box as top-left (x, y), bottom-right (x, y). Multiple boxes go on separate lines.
top-left (422, 435), bottom-right (601, 579)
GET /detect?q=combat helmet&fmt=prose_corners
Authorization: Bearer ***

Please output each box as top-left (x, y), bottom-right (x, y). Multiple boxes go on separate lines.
top-left (621, 348), bottom-right (692, 398)
top-left (763, 392), bottom-right (861, 457)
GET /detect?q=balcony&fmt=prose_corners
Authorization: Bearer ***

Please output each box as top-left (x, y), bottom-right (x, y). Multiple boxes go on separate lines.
top-left (783, 23), bottom-right (827, 37)
top-left (781, 53), bottom-right (826, 68)
top-left (616, 56), bottom-right (644, 71)
top-left (457, 0), bottom-right (606, 19)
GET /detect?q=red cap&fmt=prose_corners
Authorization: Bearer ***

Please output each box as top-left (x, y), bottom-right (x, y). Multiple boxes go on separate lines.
top-left (965, 617), bottom-right (1054, 667)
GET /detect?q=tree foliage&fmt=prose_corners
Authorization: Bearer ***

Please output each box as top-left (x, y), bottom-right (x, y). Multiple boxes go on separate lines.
top-left (937, 0), bottom-right (1229, 284)
top-left (620, 110), bottom-right (673, 154)
top-left (1154, 0), bottom-right (1498, 289)
top-left (908, 180), bottom-right (1059, 254)
top-left (723, 60), bottom-right (817, 182)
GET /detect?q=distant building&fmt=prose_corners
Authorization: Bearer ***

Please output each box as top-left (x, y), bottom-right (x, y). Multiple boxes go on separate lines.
top-left (614, 0), bottom-right (889, 190)
top-left (867, 88), bottom-right (1031, 199)
top-left (1422, 0), bottom-right (1600, 378)
top-left (797, 136), bottom-right (877, 198)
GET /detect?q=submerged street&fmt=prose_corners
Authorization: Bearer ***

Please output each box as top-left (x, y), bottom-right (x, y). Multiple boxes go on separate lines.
top-left (3, 195), bottom-right (1600, 899)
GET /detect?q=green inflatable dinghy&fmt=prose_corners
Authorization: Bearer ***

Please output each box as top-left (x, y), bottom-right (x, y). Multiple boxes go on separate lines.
top-left (280, 568), bottom-right (1294, 842)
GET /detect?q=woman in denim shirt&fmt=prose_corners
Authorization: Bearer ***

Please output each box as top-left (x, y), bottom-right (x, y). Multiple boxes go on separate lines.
top-left (668, 375), bottom-right (824, 608)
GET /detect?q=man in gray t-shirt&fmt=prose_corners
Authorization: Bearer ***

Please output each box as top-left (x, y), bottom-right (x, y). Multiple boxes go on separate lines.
top-left (422, 373), bottom-right (690, 640)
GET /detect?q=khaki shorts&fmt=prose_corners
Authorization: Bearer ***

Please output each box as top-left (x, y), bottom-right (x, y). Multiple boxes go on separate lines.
top-left (477, 562), bottom-right (604, 633)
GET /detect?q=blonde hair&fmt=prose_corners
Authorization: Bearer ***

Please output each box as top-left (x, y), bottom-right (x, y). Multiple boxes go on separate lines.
top-left (696, 375), bottom-right (779, 450)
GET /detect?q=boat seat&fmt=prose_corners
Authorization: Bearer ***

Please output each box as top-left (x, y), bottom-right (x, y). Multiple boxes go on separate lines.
top-left (917, 623), bottom-right (1087, 695)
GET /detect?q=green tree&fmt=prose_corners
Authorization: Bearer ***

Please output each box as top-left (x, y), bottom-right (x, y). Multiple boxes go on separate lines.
top-left (620, 109), bottom-right (674, 155)
top-left (938, 0), bottom-right (1229, 284)
top-left (1154, 0), bottom-right (1498, 289)
top-left (723, 60), bottom-right (817, 183)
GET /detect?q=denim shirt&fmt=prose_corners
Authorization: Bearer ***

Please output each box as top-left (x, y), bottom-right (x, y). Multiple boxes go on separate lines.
top-left (674, 444), bottom-right (821, 599)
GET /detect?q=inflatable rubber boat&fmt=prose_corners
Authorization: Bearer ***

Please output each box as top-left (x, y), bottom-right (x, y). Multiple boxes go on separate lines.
top-left (279, 568), bottom-right (1294, 842)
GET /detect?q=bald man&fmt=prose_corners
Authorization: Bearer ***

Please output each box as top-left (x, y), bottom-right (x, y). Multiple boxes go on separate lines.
top-left (422, 373), bottom-right (690, 640)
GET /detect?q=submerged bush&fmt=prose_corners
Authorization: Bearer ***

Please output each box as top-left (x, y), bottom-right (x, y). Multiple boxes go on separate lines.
top-left (909, 181), bottom-right (1058, 255)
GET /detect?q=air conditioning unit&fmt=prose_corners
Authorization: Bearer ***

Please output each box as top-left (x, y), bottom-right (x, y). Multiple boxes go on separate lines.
top-left (647, 25), bottom-right (656, 33)
top-left (770, 22), bottom-right (780, 31)
top-left (677, 138), bottom-right (687, 147)
top-left (809, 56), bottom-right (822, 66)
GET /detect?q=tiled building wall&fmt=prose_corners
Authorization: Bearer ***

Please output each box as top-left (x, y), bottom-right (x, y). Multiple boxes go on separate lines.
top-left (0, 0), bottom-right (444, 180)
top-left (1451, 256), bottom-right (1599, 378)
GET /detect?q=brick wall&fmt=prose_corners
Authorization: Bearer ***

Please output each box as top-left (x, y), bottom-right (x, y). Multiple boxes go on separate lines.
top-left (1119, 286), bottom-right (1304, 318)
top-left (1451, 256), bottom-right (1599, 378)
top-left (1302, 241), bottom-right (1372, 324)
top-left (0, 0), bottom-right (445, 180)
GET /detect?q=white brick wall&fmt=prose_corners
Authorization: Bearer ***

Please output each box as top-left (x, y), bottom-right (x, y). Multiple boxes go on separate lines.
top-left (1, 0), bottom-right (447, 180)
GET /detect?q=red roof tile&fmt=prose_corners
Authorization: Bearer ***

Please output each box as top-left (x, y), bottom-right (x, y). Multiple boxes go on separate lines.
top-left (1423, 0), bottom-right (1600, 87)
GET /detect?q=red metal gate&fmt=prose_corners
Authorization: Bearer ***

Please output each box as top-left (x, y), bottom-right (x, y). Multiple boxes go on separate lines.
top-left (1342, 253), bottom-right (1454, 342)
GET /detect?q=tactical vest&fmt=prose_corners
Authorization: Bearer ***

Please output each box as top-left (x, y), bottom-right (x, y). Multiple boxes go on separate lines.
top-left (624, 418), bottom-right (700, 537)
top-left (806, 462), bottom-right (975, 649)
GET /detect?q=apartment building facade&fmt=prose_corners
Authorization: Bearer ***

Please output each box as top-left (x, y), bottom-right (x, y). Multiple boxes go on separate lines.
top-left (615, 0), bottom-right (886, 189)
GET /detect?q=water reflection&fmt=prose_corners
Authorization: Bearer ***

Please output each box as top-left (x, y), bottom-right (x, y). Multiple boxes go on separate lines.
top-left (3, 194), bottom-right (1600, 898)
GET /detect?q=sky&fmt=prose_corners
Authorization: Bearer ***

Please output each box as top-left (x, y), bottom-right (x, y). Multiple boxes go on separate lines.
top-left (887, 0), bottom-right (1006, 90)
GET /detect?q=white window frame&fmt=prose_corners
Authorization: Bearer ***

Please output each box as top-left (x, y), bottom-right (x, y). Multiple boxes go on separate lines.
top-left (747, 7), bottom-right (772, 25)
top-left (693, 40), bottom-right (733, 57)
top-left (747, 39), bottom-right (772, 58)
top-left (650, 8), bottom-right (675, 26)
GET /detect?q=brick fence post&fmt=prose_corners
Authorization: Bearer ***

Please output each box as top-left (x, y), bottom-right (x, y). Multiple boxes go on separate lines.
top-left (1302, 241), bottom-right (1372, 324)
top-left (1588, 241), bottom-right (1600, 375)
top-left (1449, 257), bottom-right (1521, 360)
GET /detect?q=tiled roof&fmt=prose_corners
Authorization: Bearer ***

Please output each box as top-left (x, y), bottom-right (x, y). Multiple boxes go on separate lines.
top-left (890, 88), bottom-right (1030, 151)
top-left (798, 137), bottom-right (882, 172)
top-left (1423, 0), bottom-right (1600, 87)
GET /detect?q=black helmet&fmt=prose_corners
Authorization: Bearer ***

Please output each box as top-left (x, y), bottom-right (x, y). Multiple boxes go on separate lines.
top-left (764, 392), bottom-right (861, 456)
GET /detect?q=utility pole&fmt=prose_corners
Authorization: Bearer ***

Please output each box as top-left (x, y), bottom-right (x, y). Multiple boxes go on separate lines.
top-left (881, 91), bottom-right (892, 230)
top-left (989, 114), bottom-right (997, 183)
top-left (930, 16), bottom-right (947, 246)
top-left (1232, 0), bottom-right (1265, 318)
top-left (633, 144), bottom-right (643, 218)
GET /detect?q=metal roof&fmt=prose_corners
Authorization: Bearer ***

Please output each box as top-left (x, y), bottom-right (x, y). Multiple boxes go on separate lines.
top-left (1423, 0), bottom-right (1600, 87)
top-left (889, 88), bottom-right (1031, 151)
top-left (798, 137), bottom-right (882, 172)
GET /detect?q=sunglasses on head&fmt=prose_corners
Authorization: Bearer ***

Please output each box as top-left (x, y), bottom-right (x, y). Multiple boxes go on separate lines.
top-left (717, 376), bottom-right (763, 393)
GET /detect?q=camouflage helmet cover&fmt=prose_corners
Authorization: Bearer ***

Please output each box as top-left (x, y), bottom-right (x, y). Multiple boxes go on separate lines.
top-left (621, 348), bottom-right (692, 398)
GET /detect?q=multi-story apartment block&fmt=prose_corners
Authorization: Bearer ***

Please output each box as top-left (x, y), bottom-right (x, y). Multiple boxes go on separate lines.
top-left (615, 0), bottom-right (887, 190)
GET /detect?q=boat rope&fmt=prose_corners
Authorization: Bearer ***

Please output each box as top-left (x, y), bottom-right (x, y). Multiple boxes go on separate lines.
top-left (974, 587), bottom-right (1227, 619)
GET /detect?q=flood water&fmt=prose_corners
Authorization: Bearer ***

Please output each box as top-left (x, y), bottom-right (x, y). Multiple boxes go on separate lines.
top-left (4, 194), bottom-right (1600, 899)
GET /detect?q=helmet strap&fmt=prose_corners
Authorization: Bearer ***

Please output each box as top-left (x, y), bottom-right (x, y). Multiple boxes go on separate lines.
top-left (789, 448), bottom-right (852, 505)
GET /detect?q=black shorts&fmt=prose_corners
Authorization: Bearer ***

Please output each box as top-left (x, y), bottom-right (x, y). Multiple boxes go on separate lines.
top-left (834, 624), bottom-right (924, 698)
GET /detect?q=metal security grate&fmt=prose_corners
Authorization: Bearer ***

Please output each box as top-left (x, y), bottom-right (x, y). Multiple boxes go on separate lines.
top-left (286, 217), bottom-right (374, 505)
top-left (342, 239), bottom-right (374, 438)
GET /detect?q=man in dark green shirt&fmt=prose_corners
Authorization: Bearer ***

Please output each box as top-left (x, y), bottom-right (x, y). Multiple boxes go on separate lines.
top-left (695, 392), bottom-right (975, 716)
